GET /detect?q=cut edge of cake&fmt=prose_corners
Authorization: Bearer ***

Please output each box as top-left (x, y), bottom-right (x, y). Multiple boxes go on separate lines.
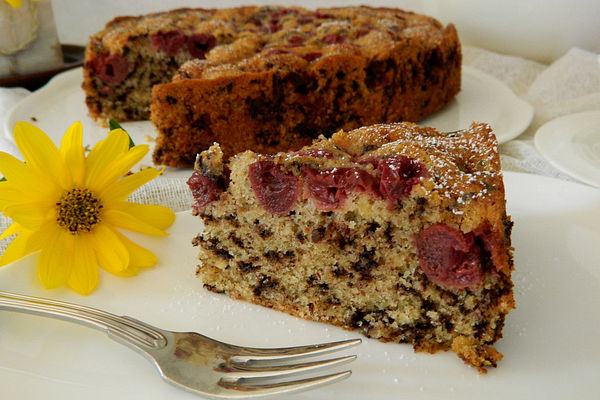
top-left (187, 122), bottom-right (515, 373)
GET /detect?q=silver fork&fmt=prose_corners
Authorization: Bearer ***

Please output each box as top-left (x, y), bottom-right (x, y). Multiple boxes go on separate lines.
top-left (0, 291), bottom-right (360, 398)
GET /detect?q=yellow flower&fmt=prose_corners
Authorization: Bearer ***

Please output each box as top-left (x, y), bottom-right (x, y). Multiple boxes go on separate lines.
top-left (4, 0), bottom-right (41, 9)
top-left (0, 121), bottom-right (175, 295)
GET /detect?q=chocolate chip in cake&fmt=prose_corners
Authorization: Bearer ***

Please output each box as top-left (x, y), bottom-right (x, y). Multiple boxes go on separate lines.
top-left (365, 221), bottom-right (380, 237)
top-left (349, 309), bottom-right (367, 328)
top-left (263, 250), bottom-right (281, 261)
top-left (191, 114), bottom-right (212, 131)
top-left (253, 275), bottom-right (278, 296)
top-left (205, 238), bottom-right (233, 260)
top-left (238, 262), bottom-right (260, 272)
top-left (441, 314), bottom-right (455, 333)
top-left (384, 223), bottom-right (394, 242)
top-left (203, 283), bottom-right (225, 294)
top-left (472, 320), bottom-right (491, 340)
top-left (224, 214), bottom-right (240, 227)
top-left (229, 234), bottom-right (245, 249)
top-left (352, 247), bottom-right (379, 277)
top-left (311, 227), bottom-right (326, 243)
top-left (318, 282), bottom-right (330, 294)
top-left (254, 219), bottom-right (273, 238)
top-left (307, 274), bottom-right (318, 286)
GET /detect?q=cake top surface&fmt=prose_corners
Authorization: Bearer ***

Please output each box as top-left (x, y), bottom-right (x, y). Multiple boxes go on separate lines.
top-left (279, 122), bottom-right (503, 207)
top-left (194, 122), bottom-right (504, 230)
top-left (93, 6), bottom-right (453, 72)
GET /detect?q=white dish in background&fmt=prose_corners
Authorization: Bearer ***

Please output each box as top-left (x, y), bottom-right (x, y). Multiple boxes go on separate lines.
top-left (0, 172), bottom-right (599, 400)
top-left (4, 66), bottom-right (533, 177)
top-left (422, 0), bottom-right (600, 64)
top-left (534, 111), bottom-right (600, 188)
top-left (419, 66), bottom-right (533, 141)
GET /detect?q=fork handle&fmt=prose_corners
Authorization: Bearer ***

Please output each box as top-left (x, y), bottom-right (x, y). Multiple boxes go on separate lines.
top-left (0, 291), bottom-right (166, 350)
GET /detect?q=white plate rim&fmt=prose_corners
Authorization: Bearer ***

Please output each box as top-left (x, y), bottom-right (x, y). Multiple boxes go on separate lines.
top-left (4, 68), bottom-right (82, 143)
top-left (534, 110), bottom-right (600, 188)
top-left (420, 65), bottom-right (534, 143)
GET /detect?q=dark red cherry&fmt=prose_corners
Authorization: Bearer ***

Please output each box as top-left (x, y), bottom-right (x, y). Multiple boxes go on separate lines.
top-left (151, 30), bottom-right (187, 56)
top-left (415, 224), bottom-right (484, 288)
top-left (187, 33), bottom-right (217, 59)
top-left (377, 155), bottom-right (428, 207)
top-left (248, 160), bottom-right (300, 215)
top-left (91, 53), bottom-right (129, 85)
top-left (187, 170), bottom-right (223, 214)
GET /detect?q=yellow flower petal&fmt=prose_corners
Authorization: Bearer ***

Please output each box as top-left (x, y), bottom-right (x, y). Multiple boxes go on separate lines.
top-left (0, 228), bottom-right (44, 267)
top-left (5, 0), bottom-right (22, 8)
top-left (0, 152), bottom-right (31, 182)
top-left (88, 145), bottom-right (149, 193)
top-left (67, 237), bottom-right (98, 295)
top-left (84, 129), bottom-right (130, 188)
top-left (0, 184), bottom-right (23, 208)
top-left (37, 229), bottom-right (74, 289)
top-left (108, 201), bottom-right (175, 232)
top-left (0, 153), bottom-right (58, 201)
top-left (13, 122), bottom-right (70, 189)
top-left (88, 224), bottom-right (129, 274)
top-left (0, 181), bottom-right (57, 209)
top-left (0, 222), bottom-right (21, 241)
top-left (59, 121), bottom-right (86, 186)
top-left (106, 266), bottom-right (139, 277)
top-left (115, 230), bottom-right (157, 269)
top-left (0, 182), bottom-right (57, 212)
top-left (100, 167), bottom-right (163, 202)
top-left (99, 231), bottom-right (159, 278)
top-left (103, 208), bottom-right (170, 236)
top-left (3, 201), bottom-right (54, 230)
top-left (0, 233), bottom-right (30, 267)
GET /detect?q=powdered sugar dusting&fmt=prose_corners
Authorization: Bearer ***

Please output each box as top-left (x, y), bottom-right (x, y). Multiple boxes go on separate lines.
top-left (307, 122), bottom-right (504, 214)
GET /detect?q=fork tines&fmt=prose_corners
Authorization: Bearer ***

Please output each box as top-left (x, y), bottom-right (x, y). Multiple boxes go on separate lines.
top-left (218, 338), bottom-right (361, 397)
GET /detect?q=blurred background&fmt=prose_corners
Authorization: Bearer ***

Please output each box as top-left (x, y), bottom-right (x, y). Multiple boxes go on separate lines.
top-left (50, 0), bottom-right (600, 64)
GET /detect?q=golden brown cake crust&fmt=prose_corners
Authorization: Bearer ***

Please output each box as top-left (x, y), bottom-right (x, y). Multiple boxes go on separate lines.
top-left (82, 6), bottom-right (461, 166)
top-left (188, 122), bottom-right (515, 373)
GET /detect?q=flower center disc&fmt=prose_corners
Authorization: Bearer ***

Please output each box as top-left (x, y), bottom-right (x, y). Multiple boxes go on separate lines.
top-left (56, 188), bottom-right (103, 234)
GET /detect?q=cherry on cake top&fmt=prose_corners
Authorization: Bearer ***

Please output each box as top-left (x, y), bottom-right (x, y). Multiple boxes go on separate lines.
top-left (89, 6), bottom-right (449, 85)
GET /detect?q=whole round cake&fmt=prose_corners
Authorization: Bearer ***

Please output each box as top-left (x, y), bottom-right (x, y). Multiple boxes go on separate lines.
top-left (82, 6), bottom-right (461, 167)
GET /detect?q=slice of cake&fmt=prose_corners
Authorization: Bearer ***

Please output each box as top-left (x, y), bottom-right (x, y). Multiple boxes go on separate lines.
top-left (187, 122), bottom-right (515, 373)
top-left (82, 6), bottom-right (461, 167)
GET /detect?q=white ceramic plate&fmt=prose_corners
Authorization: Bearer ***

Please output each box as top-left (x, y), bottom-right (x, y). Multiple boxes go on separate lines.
top-left (534, 111), bottom-right (600, 188)
top-left (0, 171), bottom-right (599, 399)
top-left (4, 66), bottom-right (532, 177)
top-left (420, 66), bottom-right (534, 142)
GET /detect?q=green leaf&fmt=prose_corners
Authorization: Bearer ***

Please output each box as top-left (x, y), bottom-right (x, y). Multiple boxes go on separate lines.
top-left (0, 177), bottom-right (6, 182)
top-left (108, 118), bottom-right (136, 149)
